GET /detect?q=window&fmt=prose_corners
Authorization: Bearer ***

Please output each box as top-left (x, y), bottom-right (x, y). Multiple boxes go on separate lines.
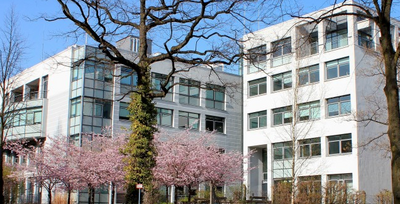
top-left (328, 134), bottom-right (352, 155)
top-left (273, 106), bottom-right (292, 125)
top-left (248, 110), bottom-right (267, 129)
top-left (298, 101), bottom-right (320, 121)
top-left (179, 78), bottom-right (200, 106)
top-left (298, 65), bottom-right (319, 85)
top-left (120, 67), bottom-right (138, 86)
top-left (309, 31), bottom-right (319, 55)
top-left (299, 138), bottom-right (321, 158)
top-left (205, 84), bottom-right (225, 110)
top-left (356, 11), bottom-right (366, 21)
top-left (272, 38), bottom-right (292, 67)
top-left (178, 111), bottom-right (199, 130)
top-left (72, 65), bottom-right (83, 81)
top-left (249, 78), bottom-right (267, 96)
top-left (326, 57), bottom-right (349, 79)
top-left (119, 102), bottom-right (130, 120)
top-left (83, 99), bottom-right (112, 119)
top-left (152, 73), bottom-right (174, 101)
top-left (273, 71), bottom-right (292, 91)
top-left (70, 98), bottom-right (81, 118)
top-left (327, 95), bottom-right (351, 117)
top-left (157, 108), bottom-right (173, 127)
top-left (325, 15), bottom-right (348, 50)
top-left (358, 27), bottom-right (373, 48)
top-left (262, 148), bottom-right (268, 180)
top-left (273, 142), bottom-right (293, 160)
top-left (248, 45), bottom-right (267, 73)
top-left (205, 115), bottom-right (224, 133)
top-left (328, 174), bottom-right (353, 191)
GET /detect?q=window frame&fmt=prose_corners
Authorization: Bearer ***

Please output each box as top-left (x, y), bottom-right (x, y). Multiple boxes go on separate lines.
top-left (157, 108), bottom-right (173, 127)
top-left (120, 67), bottom-right (138, 87)
top-left (299, 138), bottom-right (321, 158)
top-left (273, 71), bottom-right (292, 91)
top-left (271, 37), bottom-right (292, 67)
top-left (325, 57), bottom-right (350, 80)
top-left (325, 15), bottom-right (348, 51)
top-left (249, 77), bottom-right (267, 97)
top-left (248, 110), bottom-right (267, 130)
top-left (152, 72), bottom-right (174, 101)
top-left (298, 65), bottom-right (319, 86)
top-left (298, 101), bottom-right (320, 121)
top-left (273, 106), bottom-right (292, 126)
top-left (205, 115), bottom-right (225, 133)
top-left (119, 102), bottom-right (130, 120)
top-left (328, 133), bottom-right (352, 155)
top-left (326, 95), bottom-right (351, 117)
top-left (273, 142), bottom-right (293, 160)
top-left (205, 84), bottom-right (225, 110)
top-left (178, 111), bottom-right (200, 130)
top-left (179, 78), bottom-right (200, 106)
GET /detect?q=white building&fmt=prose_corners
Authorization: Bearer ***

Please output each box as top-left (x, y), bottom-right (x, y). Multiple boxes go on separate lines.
top-left (242, 3), bottom-right (399, 202)
top-left (4, 36), bottom-right (242, 203)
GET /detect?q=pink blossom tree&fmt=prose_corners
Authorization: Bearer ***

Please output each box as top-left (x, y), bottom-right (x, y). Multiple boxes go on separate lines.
top-left (153, 130), bottom-right (252, 204)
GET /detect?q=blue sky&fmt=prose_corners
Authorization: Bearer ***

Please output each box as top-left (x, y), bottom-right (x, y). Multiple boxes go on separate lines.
top-left (0, 0), bottom-right (373, 70)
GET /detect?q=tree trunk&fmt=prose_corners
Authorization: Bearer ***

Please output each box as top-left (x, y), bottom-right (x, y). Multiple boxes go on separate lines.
top-left (0, 146), bottom-right (4, 204)
top-left (188, 184), bottom-right (191, 203)
top-left (111, 182), bottom-right (115, 204)
top-left (88, 185), bottom-right (95, 204)
top-left (47, 189), bottom-right (52, 204)
top-left (209, 182), bottom-right (215, 204)
top-left (67, 189), bottom-right (71, 204)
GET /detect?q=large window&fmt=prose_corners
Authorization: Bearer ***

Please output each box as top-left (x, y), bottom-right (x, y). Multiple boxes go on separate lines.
top-left (325, 15), bottom-right (348, 51)
top-left (249, 78), bottom-right (267, 97)
top-left (205, 84), bottom-right (225, 110)
top-left (119, 102), bottom-right (129, 120)
top-left (273, 71), bottom-right (292, 91)
top-left (248, 110), bottom-right (267, 129)
top-left (298, 65), bottom-right (319, 86)
top-left (326, 57), bottom-right (350, 79)
top-left (157, 108), bottom-right (173, 127)
top-left (152, 73), bottom-right (174, 101)
top-left (299, 138), bottom-right (321, 158)
top-left (178, 111), bottom-right (199, 130)
top-left (327, 174), bottom-right (353, 192)
top-left (205, 115), bottom-right (224, 133)
top-left (272, 38), bottom-right (292, 67)
top-left (273, 106), bottom-right (292, 126)
top-left (298, 101), bottom-right (320, 121)
top-left (120, 67), bottom-right (138, 86)
top-left (327, 95), bottom-right (351, 117)
top-left (70, 98), bottom-right (82, 118)
top-left (248, 45), bottom-right (267, 73)
top-left (85, 61), bottom-right (113, 82)
top-left (358, 27), bottom-right (373, 48)
top-left (273, 142), bottom-right (293, 160)
top-left (83, 99), bottom-right (112, 119)
top-left (179, 78), bottom-right (200, 106)
top-left (328, 134), bottom-right (352, 155)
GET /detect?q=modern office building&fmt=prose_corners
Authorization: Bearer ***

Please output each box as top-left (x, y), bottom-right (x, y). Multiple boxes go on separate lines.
top-left (4, 36), bottom-right (242, 203)
top-left (242, 3), bottom-right (399, 202)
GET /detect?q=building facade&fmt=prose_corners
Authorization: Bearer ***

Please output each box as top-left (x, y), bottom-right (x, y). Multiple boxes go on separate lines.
top-left (4, 36), bottom-right (242, 203)
top-left (242, 3), bottom-right (400, 202)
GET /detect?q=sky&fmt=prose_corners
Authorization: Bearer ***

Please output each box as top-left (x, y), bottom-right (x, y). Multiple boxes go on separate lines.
top-left (0, 0), bottom-right (382, 70)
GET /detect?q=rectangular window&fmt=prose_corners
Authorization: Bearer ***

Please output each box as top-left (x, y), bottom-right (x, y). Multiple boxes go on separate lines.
top-left (327, 95), bottom-right (351, 117)
top-left (205, 115), bottom-right (224, 133)
top-left (152, 73), bottom-right (174, 101)
top-left (326, 57), bottom-right (349, 79)
top-left (325, 15), bottom-right (348, 51)
top-left (272, 38), bottom-right (292, 67)
top-left (328, 133), bottom-right (352, 155)
top-left (327, 173), bottom-right (353, 192)
top-left (179, 78), bottom-right (200, 106)
top-left (298, 101), bottom-right (320, 121)
top-left (299, 138), bottom-right (321, 158)
top-left (157, 108), bottom-right (173, 127)
top-left (273, 71), bottom-right (292, 91)
top-left (249, 78), bottom-right (267, 96)
top-left (178, 111), bottom-right (199, 130)
top-left (70, 98), bottom-right (81, 118)
top-left (273, 142), bottom-right (293, 160)
top-left (84, 99), bottom-right (112, 119)
top-left (273, 106), bottom-right (292, 126)
top-left (205, 84), bottom-right (225, 110)
top-left (33, 111), bottom-right (42, 124)
top-left (248, 110), bottom-right (267, 129)
top-left (358, 27), bottom-right (373, 49)
top-left (120, 67), bottom-right (138, 86)
top-left (248, 45), bottom-right (267, 73)
top-left (119, 102), bottom-right (130, 120)
top-left (298, 65), bottom-right (319, 86)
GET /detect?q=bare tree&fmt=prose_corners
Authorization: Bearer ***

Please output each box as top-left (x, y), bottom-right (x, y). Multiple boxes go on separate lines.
top-left (44, 0), bottom-right (281, 201)
top-left (0, 7), bottom-right (25, 203)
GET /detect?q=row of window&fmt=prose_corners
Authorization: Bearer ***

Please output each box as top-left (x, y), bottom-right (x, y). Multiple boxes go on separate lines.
top-left (248, 57), bottom-right (349, 97)
top-left (273, 133), bottom-right (352, 160)
top-left (119, 105), bottom-right (225, 133)
top-left (248, 95), bottom-right (351, 129)
top-left (8, 108), bottom-right (42, 127)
